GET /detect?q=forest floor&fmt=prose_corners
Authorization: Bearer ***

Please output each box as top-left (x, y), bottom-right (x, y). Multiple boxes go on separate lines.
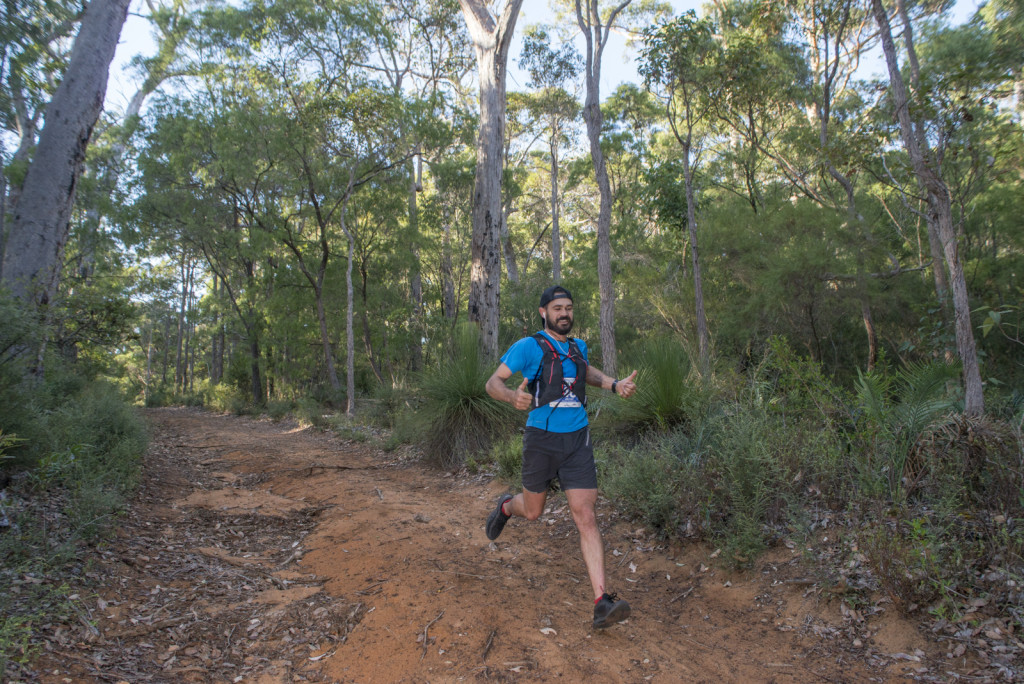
top-left (23, 407), bottom-right (1003, 683)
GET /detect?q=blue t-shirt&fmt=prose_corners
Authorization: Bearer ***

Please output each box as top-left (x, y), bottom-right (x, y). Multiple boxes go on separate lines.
top-left (500, 331), bottom-right (589, 433)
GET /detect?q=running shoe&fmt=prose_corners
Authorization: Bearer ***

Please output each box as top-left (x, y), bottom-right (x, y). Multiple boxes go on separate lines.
top-left (485, 494), bottom-right (514, 540)
top-left (593, 592), bottom-right (631, 628)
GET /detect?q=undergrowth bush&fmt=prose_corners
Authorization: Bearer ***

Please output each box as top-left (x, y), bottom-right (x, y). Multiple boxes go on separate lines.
top-left (364, 381), bottom-right (411, 429)
top-left (417, 324), bottom-right (518, 469)
top-left (0, 366), bottom-right (146, 677)
top-left (853, 361), bottom-right (962, 501)
top-left (265, 399), bottom-right (294, 421)
top-left (294, 397), bottom-right (334, 430)
top-left (485, 433), bottom-right (523, 487)
top-left (601, 439), bottom-right (691, 534)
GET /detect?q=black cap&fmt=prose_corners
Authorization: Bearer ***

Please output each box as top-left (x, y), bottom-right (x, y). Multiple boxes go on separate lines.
top-left (539, 285), bottom-right (573, 307)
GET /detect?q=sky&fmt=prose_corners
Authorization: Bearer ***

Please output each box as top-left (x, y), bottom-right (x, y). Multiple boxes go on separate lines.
top-left (105, 0), bottom-right (983, 117)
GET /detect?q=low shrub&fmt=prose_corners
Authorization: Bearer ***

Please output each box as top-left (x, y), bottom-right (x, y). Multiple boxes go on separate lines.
top-left (0, 371), bottom-right (146, 675)
top-left (294, 398), bottom-right (334, 430)
top-left (265, 399), bottom-right (294, 422)
top-left (363, 380), bottom-right (411, 429)
top-left (488, 433), bottom-right (524, 487)
top-left (601, 441), bottom-right (688, 534)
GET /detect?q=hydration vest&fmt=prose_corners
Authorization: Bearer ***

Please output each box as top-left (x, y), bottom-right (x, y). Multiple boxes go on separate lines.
top-left (528, 332), bottom-right (588, 410)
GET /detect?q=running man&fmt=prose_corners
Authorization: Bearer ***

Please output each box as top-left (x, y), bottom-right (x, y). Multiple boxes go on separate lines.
top-left (484, 285), bottom-right (638, 629)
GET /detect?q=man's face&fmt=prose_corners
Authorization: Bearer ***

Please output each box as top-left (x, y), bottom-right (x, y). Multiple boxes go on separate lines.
top-left (541, 299), bottom-right (573, 335)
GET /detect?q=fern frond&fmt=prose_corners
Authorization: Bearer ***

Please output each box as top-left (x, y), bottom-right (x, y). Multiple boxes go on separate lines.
top-left (855, 368), bottom-right (891, 425)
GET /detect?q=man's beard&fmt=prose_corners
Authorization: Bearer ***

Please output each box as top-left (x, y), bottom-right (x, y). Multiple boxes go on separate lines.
top-left (548, 316), bottom-right (573, 335)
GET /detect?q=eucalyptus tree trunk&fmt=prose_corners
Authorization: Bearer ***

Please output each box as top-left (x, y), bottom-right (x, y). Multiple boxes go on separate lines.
top-left (679, 137), bottom-right (710, 377)
top-left (175, 256), bottom-right (192, 392)
top-left (458, 0), bottom-right (524, 359)
top-left (894, 0), bottom-right (950, 308)
top-left (408, 155), bottom-right (424, 371)
top-left (339, 170), bottom-right (358, 417)
top-left (211, 275), bottom-right (224, 385)
top-left (3, 74), bottom-right (43, 271)
top-left (343, 218), bottom-right (356, 417)
top-left (871, 0), bottom-right (984, 415)
top-left (550, 133), bottom-right (562, 282)
top-left (575, 0), bottom-right (631, 376)
top-left (1, 0), bottom-right (131, 307)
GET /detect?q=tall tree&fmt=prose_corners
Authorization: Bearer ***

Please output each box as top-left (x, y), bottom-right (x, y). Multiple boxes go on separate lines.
top-left (458, 0), bottom-right (525, 358)
top-left (0, 0), bottom-right (82, 272)
top-left (518, 26), bottom-right (582, 283)
top-left (870, 0), bottom-right (984, 414)
top-left (573, 0), bottom-right (635, 376)
top-left (2, 0), bottom-right (131, 308)
top-left (78, 0), bottom-right (193, 281)
top-left (783, 0), bottom-right (885, 370)
top-left (366, 0), bottom-right (472, 371)
top-left (641, 11), bottom-right (718, 376)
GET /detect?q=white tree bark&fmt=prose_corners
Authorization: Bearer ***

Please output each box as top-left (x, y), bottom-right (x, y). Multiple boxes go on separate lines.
top-left (2, 0), bottom-right (131, 307)
top-left (871, 0), bottom-right (985, 415)
top-left (458, 0), bottom-right (524, 359)
top-left (550, 133), bottom-right (561, 282)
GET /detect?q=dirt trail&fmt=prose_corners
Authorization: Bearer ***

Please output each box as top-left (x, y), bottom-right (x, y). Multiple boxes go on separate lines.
top-left (35, 408), bottom-right (945, 683)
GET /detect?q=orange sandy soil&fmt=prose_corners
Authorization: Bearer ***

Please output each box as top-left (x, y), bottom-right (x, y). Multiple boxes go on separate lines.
top-left (29, 408), bottom-right (961, 683)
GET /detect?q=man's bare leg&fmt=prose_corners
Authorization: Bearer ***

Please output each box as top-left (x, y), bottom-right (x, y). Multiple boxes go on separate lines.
top-left (504, 489), bottom-right (547, 521)
top-left (566, 488), bottom-right (605, 600)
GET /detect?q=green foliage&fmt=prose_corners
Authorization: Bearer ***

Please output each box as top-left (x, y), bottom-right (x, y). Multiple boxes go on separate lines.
top-left (362, 381), bottom-right (410, 429)
top-left (0, 292), bottom-right (42, 381)
top-left (206, 383), bottom-right (251, 415)
top-left (0, 431), bottom-right (24, 468)
top-left (0, 368), bottom-right (145, 674)
top-left (487, 434), bottom-right (524, 488)
top-left (601, 440), bottom-right (689, 534)
top-left (598, 336), bottom-right (704, 435)
top-left (294, 398), bottom-right (334, 431)
top-left (710, 412), bottom-right (780, 567)
top-left (416, 324), bottom-right (518, 470)
top-left (265, 399), bottom-right (294, 422)
top-left (0, 579), bottom-right (79, 676)
top-left (854, 360), bottom-right (962, 499)
top-left (859, 509), bottom-right (1023, 620)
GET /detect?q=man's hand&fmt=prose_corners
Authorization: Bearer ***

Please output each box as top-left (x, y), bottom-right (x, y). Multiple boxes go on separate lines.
top-left (616, 370), bottom-right (639, 399)
top-left (512, 378), bottom-right (533, 411)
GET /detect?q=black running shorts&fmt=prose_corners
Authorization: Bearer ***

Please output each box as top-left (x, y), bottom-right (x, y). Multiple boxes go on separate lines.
top-left (521, 426), bottom-right (597, 493)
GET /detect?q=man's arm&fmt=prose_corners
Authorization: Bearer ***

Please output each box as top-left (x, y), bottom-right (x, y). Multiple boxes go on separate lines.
top-left (586, 366), bottom-right (639, 399)
top-left (486, 363), bottom-right (533, 411)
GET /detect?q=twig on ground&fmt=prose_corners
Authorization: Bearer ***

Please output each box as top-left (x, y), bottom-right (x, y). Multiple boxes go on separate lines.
top-left (420, 609), bottom-right (445, 660)
top-left (482, 628), bottom-right (497, 661)
top-left (431, 570), bottom-right (498, 580)
top-left (669, 587), bottom-right (694, 604)
top-left (107, 615), bottom-right (193, 639)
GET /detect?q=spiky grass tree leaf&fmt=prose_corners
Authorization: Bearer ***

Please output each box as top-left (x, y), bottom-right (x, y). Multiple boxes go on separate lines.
top-left (418, 324), bottom-right (518, 469)
top-left (609, 337), bottom-right (700, 433)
